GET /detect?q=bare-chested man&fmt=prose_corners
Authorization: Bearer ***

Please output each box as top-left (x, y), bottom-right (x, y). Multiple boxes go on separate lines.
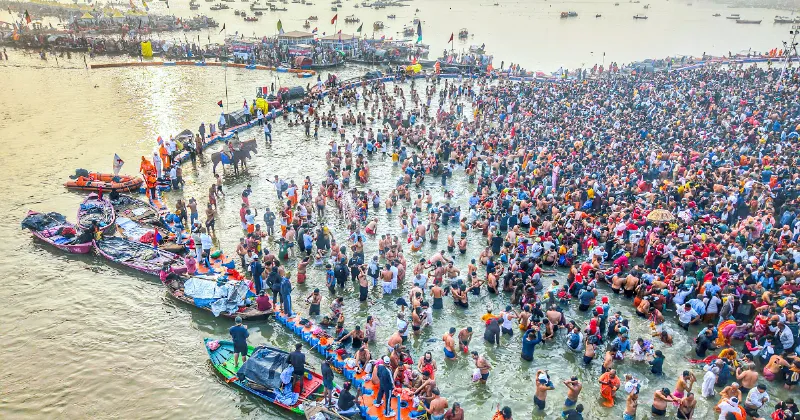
top-left (443, 327), bottom-right (457, 359)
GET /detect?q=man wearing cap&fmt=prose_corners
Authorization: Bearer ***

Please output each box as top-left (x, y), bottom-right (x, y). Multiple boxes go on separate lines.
top-left (375, 356), bottom-right (396, 417)
top-left (229, 316), bottom-right (249, 368)
top-left (288, 343), bottom-right (306, 394)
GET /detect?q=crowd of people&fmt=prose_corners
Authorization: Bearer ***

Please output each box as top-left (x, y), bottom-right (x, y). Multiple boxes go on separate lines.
top-left (155, 57), bottom-right (800, 419)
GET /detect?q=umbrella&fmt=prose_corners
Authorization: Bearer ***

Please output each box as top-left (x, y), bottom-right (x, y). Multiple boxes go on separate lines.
top-left (647, 209), bottom-right (675, 223)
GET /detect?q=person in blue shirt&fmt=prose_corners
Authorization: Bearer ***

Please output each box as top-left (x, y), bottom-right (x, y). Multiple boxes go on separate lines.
top-left (321, 359), bottom-right (335, 406)
top-left (611, 335), bottom-right (631, 354)
top-left (229, 316), bottom-right (250, 367)
top-left (279, 276), bottom-right (292, 316)
top-left (325, 264), bottom-right (336, 293)
top-left (578, 288), bottom-right (595, 311)
top-left (649, 350), bottom-right (665, 375)
top-left (521, 327), bottom-right (543, 361)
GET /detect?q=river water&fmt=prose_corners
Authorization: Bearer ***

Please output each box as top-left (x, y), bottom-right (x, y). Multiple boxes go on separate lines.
top-left (1, 0), bottom-right (798, 419)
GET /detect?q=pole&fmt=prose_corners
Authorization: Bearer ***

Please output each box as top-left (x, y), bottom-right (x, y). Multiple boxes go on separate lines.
top-left (224, 27), bottom-right (228, 111)
top-left (779, 25), bottom-right (799, 87)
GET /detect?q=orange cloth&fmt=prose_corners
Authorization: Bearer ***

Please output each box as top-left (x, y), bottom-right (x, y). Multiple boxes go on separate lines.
top-left (598, 372), bottom-right (620, 407)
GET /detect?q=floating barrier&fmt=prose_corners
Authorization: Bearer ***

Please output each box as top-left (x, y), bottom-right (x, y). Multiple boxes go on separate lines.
top-left (273, 309), bottom-right (427, 420)
top-left (90, 61), bottom-right (316, 76)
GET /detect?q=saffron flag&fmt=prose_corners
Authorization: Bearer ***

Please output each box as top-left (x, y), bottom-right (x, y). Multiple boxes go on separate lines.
top-left (416, 21), bottom-right (422, 43)
top-left (277, 19), bottom-right (284, 34)
top-left (357, 23), bottom-right (362, 33)
top-left (113, 154), bottom-right (125, 176)
top-left (448, 32), bottom-right (453, 43)
top-left (331, 13), bottom-right (337, 24)
top-left (24, 10), bottom-right (31, 24)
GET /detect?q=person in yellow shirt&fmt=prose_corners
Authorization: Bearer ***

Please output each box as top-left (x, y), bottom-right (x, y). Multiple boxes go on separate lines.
top-left (481, 309), bottom-right (498, 323)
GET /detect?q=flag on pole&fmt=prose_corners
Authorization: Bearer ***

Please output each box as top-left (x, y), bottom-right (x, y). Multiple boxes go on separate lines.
top-left (357, 23), bottom-right (362, 33)
top-left (217, 100), bottom-right (223, 107)
top-left (113, 154), bottom-right (125, 176)
top-left (380, 34), bottom-right (385, 40)
top-left (312, 27), bottom-right (317, 33)
top-left (416, 21), bottom-right (422, 43)
top-left (448, 32), bottom-right (453, 43)
top-left (338, 30), bottom-right (341, 41)
top-left (331, 13), bottom-right (337, 24)
top-left (24, 10), bottom-right (31, 24)
top-left (219, 23), bottom-right (225, 34)
top-left (277, 19), bottom-right (284, 34)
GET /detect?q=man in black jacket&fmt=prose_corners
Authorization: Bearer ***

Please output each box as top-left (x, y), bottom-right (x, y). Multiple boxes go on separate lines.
top-left (288, 343), bottom-right (305, 394)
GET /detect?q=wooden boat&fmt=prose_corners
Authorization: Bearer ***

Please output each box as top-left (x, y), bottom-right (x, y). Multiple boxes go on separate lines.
top-left (560, 11), bottom-right (568, 18)
top-left (110, 194), bottom-right (161, 226)
top-left (234, 9), bottom-right (241, 14)
top-left (167, 276), bottom-right (271, 319)
top-left (254, 10), bottom-right (263, 15)
top-left (22, 211), bottom-right (93, 254)
top-left (307, 15), bottom-right (318, 20)
top-left (774, 16), bottom-right (800, 24)
top-left (596, 14), bottom-right (602, 17)
top-left (633, 14), bottom-right (648, 19)
top-left (458, 28), bottom-right (468, 38)
top-left (373, 20), bottom-right (384, 30)
top-left (387, 14), bottom-right (395, 18)
top-left (736, 19), bottom-right (762, 24)
top-left (65, 171), bottom-right (143, 193)
top-left (244, 16), bottom-right (258, 21)
top-left (205, 339), bottom-right (330, 416)
top-left (78, 193), bottom-right (116, 234)
top-left (94, 236), bottom-right (186, 276)
top-left (712, 13), bottom-right (721, 17)
top-left (726, 14), bottom-right (740, 19)
top-left (303, 20), bottom-right (311, 28)
top-left (345, 15), bottom-right (360, 23)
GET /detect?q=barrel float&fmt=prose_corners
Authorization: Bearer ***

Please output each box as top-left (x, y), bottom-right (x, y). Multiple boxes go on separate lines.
top-left (163, 62), bottom-right (177, 66)
top-left (277, 67), bottom-right (289, 73)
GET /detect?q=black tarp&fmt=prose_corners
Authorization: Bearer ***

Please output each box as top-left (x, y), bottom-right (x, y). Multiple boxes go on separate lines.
top-left (236, 347), bottom-right (289, 390)
top-left (224, 108), bottom-right (251, 127)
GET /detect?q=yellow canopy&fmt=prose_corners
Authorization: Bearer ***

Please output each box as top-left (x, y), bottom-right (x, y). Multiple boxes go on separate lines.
top-left (80, 12), bottom-right (94, 19)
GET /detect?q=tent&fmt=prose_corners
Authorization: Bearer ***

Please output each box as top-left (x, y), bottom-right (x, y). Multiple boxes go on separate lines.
top-left (224, 108), bottom-right (251, 127)
top-left (293, 56), bottom-right (312, 69)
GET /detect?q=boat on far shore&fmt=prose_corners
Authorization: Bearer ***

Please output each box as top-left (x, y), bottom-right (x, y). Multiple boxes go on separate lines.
top-left (726, 14), bottom-right (740, 20)
top-left (736, 19), bottom-right (762, 24)
top-left (633, 14), bottom-right (648, 19)
top-left (774, 16), bottom-right (800, 24)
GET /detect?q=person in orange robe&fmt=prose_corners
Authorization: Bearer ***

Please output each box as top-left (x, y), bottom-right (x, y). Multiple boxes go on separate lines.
top-left (598, 370), bottom-right (621, 407)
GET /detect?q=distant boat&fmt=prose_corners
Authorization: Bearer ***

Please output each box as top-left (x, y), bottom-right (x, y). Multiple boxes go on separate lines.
top-left (387, 14), bottom-right (395, 18)
top-left (736, 19), bottom-right (762, 24)
top-left (633, 14), bottom-right (648, 19)
top-left (643, 4), bottom-right (649, 9)
top-left (774, 16), bottom-right (800, 24)
top-left (614, 2), bottom-right (619, 5)
top-left (458, 28), bottom-right (468, 38)
top-left (726, 14), bottom-right (740, 19)
top-left (712, 13), bottom-right (721, 17)
top-left (595, 14), bottom-right (601, 17)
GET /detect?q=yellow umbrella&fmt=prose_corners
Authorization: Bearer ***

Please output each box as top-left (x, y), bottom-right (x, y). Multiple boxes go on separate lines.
top-left (647, 209), bottom-right (674, 223)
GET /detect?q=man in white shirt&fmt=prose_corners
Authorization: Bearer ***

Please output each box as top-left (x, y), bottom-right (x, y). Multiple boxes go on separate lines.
top-left (745, 384), bottom-right (769, 413)
top-left (676, 303), bottom-right (700, 330)
top-left (200, 228), bottom-right (214, 268)
top-left (396, 313), bottom-right (409, 343)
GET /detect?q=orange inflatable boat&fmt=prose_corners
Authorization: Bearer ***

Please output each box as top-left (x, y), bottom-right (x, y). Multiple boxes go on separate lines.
top-left (65, 172), bottom-right (143, 192)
